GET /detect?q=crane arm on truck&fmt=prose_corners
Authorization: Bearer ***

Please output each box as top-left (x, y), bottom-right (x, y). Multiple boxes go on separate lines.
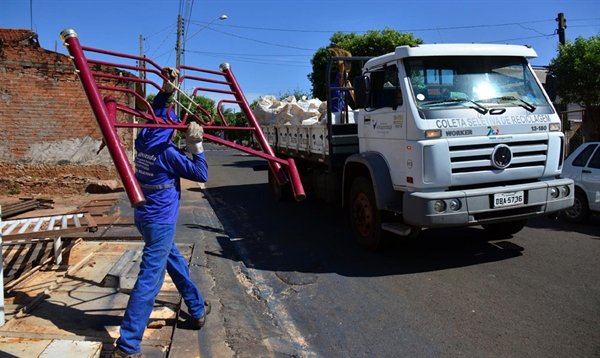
top-left (59, 29), bottom-right (305, 207)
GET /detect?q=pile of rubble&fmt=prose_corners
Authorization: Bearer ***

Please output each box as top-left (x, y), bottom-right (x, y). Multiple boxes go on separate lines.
top-left (0, 175), bottom-right (96, 196)
top-left (0, 164), bottom-right (120, 197)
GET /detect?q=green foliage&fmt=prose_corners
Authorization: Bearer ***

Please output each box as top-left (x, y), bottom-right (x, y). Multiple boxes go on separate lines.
top-left (146, 93), bottom-right (217, 143)
top-left (146, 93), bottom-right (156, 105)
top-left (549, 35), bottom-right (600, 140)
top-left (146, 92), bottom-right (259, 144)
top-left (178, 95), bottom-right (217, 142)
top-left (308, 27), bottom-right (423, 100)
top-left (549, 35), bottom-right (600, 107)
top-left (278, 86), bottom-right (312, 101)
top-left (179, 95), bottom-right (218, 125)
top-left (222, 107), bottom-right (252, 142)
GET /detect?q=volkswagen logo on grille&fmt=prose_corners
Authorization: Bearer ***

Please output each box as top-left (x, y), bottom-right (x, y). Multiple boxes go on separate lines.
top-left (491, 144), bottom-right (512, 169)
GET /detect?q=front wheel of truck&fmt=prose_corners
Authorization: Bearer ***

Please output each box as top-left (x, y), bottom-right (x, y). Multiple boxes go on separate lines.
top-left (349, 177), bottom-right (383, 252)
top-left (482, 219), bottom-right (528, 238)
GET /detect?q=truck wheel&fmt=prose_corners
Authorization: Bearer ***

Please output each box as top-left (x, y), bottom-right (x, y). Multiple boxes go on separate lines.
top-left (349, 177), bottom-right (382, 251)
top-left (563, 190), bottom-right (590, 223)
top-left (482, 219), bottom-right (527, 238)
top-left (268, 170), bottom-right (293, 201)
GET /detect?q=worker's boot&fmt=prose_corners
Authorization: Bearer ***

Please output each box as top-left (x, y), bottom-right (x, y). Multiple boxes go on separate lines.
top-left (192, 300), bottom-right (212, 329)
top-left (111, 347), bottom-right (141, 358)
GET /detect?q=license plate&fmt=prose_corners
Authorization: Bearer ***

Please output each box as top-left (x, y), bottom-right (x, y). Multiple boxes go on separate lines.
top-left (493, 191), bottom-right (524, 208)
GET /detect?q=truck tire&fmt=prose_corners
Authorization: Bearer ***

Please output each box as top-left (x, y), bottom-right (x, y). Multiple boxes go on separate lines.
top-left (268, 170), bottom-right (293, 201)
top-left (349, 176), bottom-right (382, 251)
top-left (562, 190), bottom-right (590, 223)
top-left (482, 219), bottom-right (527, 238)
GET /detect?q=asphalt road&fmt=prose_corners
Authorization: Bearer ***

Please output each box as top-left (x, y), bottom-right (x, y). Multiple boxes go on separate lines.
top-left (200, 143), bottom-right (600, 358)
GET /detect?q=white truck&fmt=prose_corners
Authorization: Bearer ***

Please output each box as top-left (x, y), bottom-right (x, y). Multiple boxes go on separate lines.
top-left (262, 43), bottom-right (574, 250)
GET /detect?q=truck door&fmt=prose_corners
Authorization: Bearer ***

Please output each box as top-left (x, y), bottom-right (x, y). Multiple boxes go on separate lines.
top-left (360, 64), bottom-right (407, 186)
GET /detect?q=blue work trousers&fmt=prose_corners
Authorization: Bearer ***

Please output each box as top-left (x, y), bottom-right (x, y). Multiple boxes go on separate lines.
top-left (116, 221), bottom-right (205, 354)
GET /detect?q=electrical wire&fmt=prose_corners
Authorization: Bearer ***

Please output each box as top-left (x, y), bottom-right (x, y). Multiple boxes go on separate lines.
top-left (185, 49), bottom-right (310, 67)
top-left (202, 27), bottom-right (316, 51)
top-left (188, 17), bottom-right (599, 34)
top-left (148, 25), bottom-right (177, 59)
top-left (144, 22), bottom-right (177, 40)
top-left (147, 15), bottom-right (599, 68)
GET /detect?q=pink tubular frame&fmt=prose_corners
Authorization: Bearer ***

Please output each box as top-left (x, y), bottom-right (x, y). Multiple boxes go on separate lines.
top-left (59, 29), bottom-right (305, 207)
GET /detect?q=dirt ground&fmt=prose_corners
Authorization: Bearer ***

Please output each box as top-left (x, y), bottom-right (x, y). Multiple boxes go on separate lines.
top-left (0, 163), bottom-right (120, 214)
top-left (0, 163), bottom-right (205, 218)
top-left (0, 190), bottom-right (115, 218)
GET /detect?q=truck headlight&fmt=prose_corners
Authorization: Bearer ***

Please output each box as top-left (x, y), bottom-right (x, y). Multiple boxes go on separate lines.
top-left (560, 185), bottom-right (570, 197)
top-left (550, 187), bottom-right (559, 199)
top-left (434, 200), bottom-right (446, 212)
top-left (449, 198), bottom-right (462, 211)
top-left (549, 123), bottom-right (561, 131)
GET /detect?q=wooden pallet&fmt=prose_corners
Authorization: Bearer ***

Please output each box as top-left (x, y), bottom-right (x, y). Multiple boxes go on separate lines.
top-left (1, 213), bottom-right (97, 242)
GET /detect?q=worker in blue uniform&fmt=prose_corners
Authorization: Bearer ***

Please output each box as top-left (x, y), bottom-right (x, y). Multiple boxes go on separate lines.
top-left (329, 49), bottom-right (354, 119)
top-left (112, 67), bottom-right (210, 358)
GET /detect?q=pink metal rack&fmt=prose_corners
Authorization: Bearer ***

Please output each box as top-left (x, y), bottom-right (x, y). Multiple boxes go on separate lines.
top-left (59, 29), bottom-right (305, 207)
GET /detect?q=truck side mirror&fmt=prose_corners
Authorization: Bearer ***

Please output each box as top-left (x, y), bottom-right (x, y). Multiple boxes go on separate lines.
top-left (545, 74), bottom-right (558, 102)
top-left (353, 75), bottom-right (369, 109)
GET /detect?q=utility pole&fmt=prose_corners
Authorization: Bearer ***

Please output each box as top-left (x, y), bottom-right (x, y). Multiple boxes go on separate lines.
top-left (555, 13), bottom-right (568, 131)
top-left (175, 14), bottom-right (183, 69)
top-left (139, 34), bottom-right (146, 98)
top-left (175, 14), bottom-right (183, 115)
top-left (557, 12), bottom-right (567, 45)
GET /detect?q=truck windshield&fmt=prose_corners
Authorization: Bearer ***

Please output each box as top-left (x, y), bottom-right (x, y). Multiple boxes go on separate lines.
top-left (405, 56), bottom-right (549, 112)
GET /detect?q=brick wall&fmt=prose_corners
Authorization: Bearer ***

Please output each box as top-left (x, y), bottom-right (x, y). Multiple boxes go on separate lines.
top-left (0, 29), bottom-right (136, 186)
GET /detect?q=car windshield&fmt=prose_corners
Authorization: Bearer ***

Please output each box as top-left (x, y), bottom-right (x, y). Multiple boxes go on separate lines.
top-left (406, 56), bottom-right (549, 112)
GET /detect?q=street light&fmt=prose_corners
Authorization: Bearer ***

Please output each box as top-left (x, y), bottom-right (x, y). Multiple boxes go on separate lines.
top-left (176, 14), bottom-right (226, 68)
top-left (174, 14), bottom-right (226, 115)
top-left (183, 14), bottom-right (227, 46)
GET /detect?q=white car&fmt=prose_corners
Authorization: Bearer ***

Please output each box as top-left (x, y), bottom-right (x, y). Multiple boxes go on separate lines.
top-left (561, 142), bottom-right (600, 222)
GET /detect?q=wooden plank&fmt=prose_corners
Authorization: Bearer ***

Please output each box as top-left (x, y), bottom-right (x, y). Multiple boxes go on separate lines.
top-left (39, 340), bottom-right (103, 358)
top-left (90, 217), bottom-right (119, 225)
top-left (1, 213), bottom-right (97, 241)
top-left (78, 199), bottom-right (118, 208)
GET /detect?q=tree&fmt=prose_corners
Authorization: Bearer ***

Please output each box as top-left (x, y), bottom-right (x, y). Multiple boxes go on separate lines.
top-left (278, 86), bottom-right (312, 101)
top-left (179, 95), bottom-right (218, 125)
top-left (146, 93), bottom-right (217, 124)
top-left (308, 27), bottom-right (423, 100)
top-left (146, 93), bottom-right (218, 143)
top-left (219, 106), bottom-right (244, 142)
top-left (548, 35), bottom-right (600, 141)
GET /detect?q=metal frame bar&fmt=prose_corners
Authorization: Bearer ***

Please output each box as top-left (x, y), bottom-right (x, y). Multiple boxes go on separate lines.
top-left (59, 28), bottom-right (305, 207)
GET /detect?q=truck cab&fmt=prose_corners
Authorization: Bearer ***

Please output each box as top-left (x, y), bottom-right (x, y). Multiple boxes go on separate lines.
top-left (346, 43), bottom-right (574, 248)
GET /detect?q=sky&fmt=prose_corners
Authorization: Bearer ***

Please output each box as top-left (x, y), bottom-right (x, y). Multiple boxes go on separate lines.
top-left (1, 0), bottom-right (599, 106)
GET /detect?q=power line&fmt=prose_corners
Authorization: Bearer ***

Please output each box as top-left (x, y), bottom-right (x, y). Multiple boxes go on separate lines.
top-left (148, 24), bottom-right (177, 58)
top-left (180, 17), bottom-right (598, 55)
top-left (185, 50), bottom-right (311, 67)
top-left (188, 51), bottom-right (311, 57)
top-left (485, 34), bottom-right (555, 44)
top-left (144, 22), bottom-right (177, 40)
top-left (189, 17), bottom-right (599, 34)
top-left (144, 15), bottom-right (599, 68)
top-left (202, 27), bottom-right (316, 51)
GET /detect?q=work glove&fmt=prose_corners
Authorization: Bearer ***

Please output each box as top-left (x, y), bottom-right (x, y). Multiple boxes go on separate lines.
top-left (186, 121), bottom-right (204, 154)
top-left (161, 67), bottom-right (179, 93)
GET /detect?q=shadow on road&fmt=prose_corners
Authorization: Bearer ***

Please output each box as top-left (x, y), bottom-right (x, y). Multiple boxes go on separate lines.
top-left (526, 215), bottom-right (600, 239)
top-left (189, 183), bottom-right (529, 278)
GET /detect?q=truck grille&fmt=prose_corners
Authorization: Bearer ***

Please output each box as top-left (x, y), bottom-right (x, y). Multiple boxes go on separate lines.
top-left (449, 139), bottom-right (548, 174)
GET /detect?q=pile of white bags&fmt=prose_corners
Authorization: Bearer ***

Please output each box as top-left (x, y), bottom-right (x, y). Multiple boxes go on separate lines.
top-left (253, 95), bottom-right (325, 126)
